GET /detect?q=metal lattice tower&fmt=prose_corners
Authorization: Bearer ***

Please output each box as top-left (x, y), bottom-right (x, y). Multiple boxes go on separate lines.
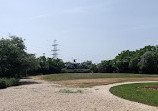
top-left (52, 40), bottom-right (59, 59)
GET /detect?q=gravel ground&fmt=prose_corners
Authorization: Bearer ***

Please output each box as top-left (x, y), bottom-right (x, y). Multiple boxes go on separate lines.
top-left (0, 78), bottom-right (158, 111)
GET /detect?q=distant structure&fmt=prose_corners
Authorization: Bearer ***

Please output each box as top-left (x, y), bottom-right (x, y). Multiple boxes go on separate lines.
top-left (52, 40), bottom-right (59, 59)
top-left (73, 59), bottom-right (77, 63)
top-left (72, 57), bottom-right (77, 63)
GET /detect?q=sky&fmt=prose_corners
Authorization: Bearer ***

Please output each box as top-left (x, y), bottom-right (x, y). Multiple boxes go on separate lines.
top-left (0, 0), bottom-right (158, 63)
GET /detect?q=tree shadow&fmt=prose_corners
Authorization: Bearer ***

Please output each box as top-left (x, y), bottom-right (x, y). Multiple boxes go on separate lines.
top-left (20, 77), bottom-right (32, 79)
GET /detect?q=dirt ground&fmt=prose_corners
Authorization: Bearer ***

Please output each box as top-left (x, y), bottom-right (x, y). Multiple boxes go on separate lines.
top-left (54, 78), bottom-right (158, 87)
top-left (0, 77), bottom-right (158, 111)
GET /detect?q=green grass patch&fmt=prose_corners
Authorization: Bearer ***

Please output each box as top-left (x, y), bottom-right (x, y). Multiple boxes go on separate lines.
top-left (0, 78), bottom-right (19, 89)
top-left (59, 89), bottom-right (82, 93)
top-left (110, 82), bottom-right (158, 107)
top-left (40, 73), bottom-right (158, 81)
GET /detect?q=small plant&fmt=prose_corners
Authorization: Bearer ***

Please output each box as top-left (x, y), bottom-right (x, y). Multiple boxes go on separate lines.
top-left (59, 89), bottom-right (82, 94)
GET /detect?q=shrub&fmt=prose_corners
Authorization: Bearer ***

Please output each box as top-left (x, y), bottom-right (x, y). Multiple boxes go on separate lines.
top-left (0, 78), bottom-right (19, 89)
top-left (0, 80), bottom-right (7, 89)
top-left (4, 78), bottom-right (19, 87)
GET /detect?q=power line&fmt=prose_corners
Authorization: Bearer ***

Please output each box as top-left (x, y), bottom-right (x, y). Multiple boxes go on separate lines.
top-left (52, 40), bottom-right (59, 59)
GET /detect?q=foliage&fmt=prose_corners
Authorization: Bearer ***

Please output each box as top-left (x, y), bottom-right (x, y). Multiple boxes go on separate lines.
top-left (113, 50), bottom-right (134, 73)
top-left (110, 82), bottom-right (158, 107)
top-left (4, 78), bottom-right (19, 87)
top-left (97, 45), bottom-right (158, 74)
top-left (138, 51), bottom-right (158, 74)
top-left (0, 78), bottom-right (18, 89)
top-left (129, 55), bottom-right (140, 73)
top-left (129, 45), bottom-right (157, 73)
top-left (0, 79), bottom-right (6, 89)
top-left (37, 56), bottom-right (49, 74)
top-left (0, 35), bottom-right (158, 76)
top-left (97, 60), bottom-right (114, 73)
top-left (36, 57), bottom-right (65, 74)
top-left (0, 36), bottom-right (38, 78)
top-left (65, 61), bottom-right (98, 73)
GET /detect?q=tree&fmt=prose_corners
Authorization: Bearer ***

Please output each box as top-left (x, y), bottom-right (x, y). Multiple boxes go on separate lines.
top-left (47, 58), bottom-right (65, 73)
top-left (81, 61), bottom-right (98, 73)
top-left (129, 45), bottom-right (157, 73)
top-left (129, 55), bottom-right (140, 73)
top-left (97, 60), bottom-right (114, 73)
top-left (37, 56), bottom-right (49, 74)
top-left (0, 36), bottom-right (37, 77)
top-left (113, 50), bottom-right (134, 73)
top-left (23, 54), bottom-right (39, 76)
top-left (37, 57), bottom-right (65, 74)
top-left (138, 51), bottom-right (158, 74)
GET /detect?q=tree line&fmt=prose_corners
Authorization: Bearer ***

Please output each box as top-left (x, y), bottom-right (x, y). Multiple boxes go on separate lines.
top-left (98, 45), bottom-right (158, 74)
top-left (0, 36), bottom-right (158, 78)
top-left (60, 45), bottom-right (158, 74)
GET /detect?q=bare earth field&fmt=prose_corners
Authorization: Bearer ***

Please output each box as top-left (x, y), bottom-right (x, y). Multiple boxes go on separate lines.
top-left (54, 78), bottom-right (158, 87)
top-left (0, 77), bottom-right (158, 111)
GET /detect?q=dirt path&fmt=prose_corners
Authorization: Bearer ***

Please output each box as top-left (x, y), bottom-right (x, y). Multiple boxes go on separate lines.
top-left (0, 78), bottom-right (158, 111)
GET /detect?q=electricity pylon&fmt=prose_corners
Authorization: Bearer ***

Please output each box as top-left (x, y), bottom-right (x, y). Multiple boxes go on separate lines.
top-left (52, 40), bottom-right (59, 59)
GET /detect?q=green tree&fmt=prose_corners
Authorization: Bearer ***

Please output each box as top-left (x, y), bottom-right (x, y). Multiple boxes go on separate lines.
top-left (113, 50), bottom-right (134, 73)
top-left (138, 51), bottom-right (158, 74)
top-left (47, 58), bottom-right (65, 73)
top-left (37, 57), bottom-right (65, 74)
top-left (129, 45), bottom-right (157, 73)
top-left (23, 54), bottom-right (39, 76)
top-left (98, 60), bottom-right (114, 73)
top-left (37, 56), bottom-right (49, 74)
top-left (0, 36), bottom-right (36, 77)
top-left (81, 61), bottom-right (98, 73)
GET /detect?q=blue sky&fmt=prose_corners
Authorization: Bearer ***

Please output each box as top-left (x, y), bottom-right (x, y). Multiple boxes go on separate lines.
top-left (0, 0), bottom-right (158, 63)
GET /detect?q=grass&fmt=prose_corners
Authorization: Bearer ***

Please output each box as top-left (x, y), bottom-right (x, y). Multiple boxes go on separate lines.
top-left (110, 82), bottom-right (158, 107)
top-left (72, 82), bottom-right (112, 88)
top-left (37, 73), bottom-right (158, 87)
top-left (39, 73), bottom-right (158, 81)
top-left (59, 89), bottom-right (82, 93)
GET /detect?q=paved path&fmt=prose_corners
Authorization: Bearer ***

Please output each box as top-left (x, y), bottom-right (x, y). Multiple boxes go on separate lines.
top-left (0, 78), bottom-right (158, 111)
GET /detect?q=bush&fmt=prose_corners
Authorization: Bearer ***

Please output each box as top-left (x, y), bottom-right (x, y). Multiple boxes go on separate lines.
top-left (4, 78), bottom-right (19, 87)
top-left (0, 80), bottom-right (7, 89)
top-left (0, 78), bottom-right (19, 89)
